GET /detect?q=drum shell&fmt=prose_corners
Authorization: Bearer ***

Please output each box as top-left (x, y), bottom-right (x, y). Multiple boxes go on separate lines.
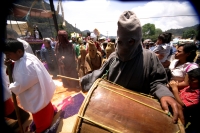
top-left (73, 78), bottom-right (184, 133)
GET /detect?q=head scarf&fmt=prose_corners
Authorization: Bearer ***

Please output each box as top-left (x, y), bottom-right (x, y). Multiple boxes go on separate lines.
top-left (58, 30), bottom-right (69, 45)
top-left (88, 40), bottom-right (97, 58)
top-left (80, 45), bottom-right (87, 57)
top-left (105, 42), bottom-right (115, 58)
top-left (116, 10), bottom-right (142, 62)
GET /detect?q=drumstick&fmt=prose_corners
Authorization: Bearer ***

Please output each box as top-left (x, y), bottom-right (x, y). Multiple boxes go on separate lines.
top-left (57, 75), bottom-right (80, 81)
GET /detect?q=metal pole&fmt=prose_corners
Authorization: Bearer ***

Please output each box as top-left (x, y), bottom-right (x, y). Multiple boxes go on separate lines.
top-left (49, 0), bottom-right (59, 34)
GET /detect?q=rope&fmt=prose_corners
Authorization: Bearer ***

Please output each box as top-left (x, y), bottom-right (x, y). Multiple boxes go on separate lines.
top-left (99, 83), bottom-right (166, 114)
top-left (78, 115), bottom-right (121, 133)
top-left (101, 78), bottom-right (155, 99)
top-left (15, 20), bottom-right (23, 36)
top-left (25, 0), bottom-right (38, 21)
top-left (60, 0), bottom-right (65, 26)
top-left (101, 70), bottom-right (109, 79)
top-left (56, 0), bottom-right (60, 14)
top-left (41, 0), bottom-right (47, 11)
top-left (98, 79), bottom-right (186, 133)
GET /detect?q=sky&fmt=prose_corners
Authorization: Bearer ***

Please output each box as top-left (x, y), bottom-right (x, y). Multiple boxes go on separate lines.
top-left (46, 0), bottom-right (199, 37)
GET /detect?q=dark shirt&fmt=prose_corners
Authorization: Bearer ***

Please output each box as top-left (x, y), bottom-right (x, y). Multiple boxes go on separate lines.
top-left (40, 46), bottom-right (56, 64)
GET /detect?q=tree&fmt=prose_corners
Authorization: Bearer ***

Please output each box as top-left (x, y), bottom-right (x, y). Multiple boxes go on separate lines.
top-left (182, 29), bottom-right (197, 39)
top-left (196, 24), bottom-right (200, 40)
top-left (155, 28), bottom-right (162, 35)
top-left (142, 23), bottom-right (156, 37)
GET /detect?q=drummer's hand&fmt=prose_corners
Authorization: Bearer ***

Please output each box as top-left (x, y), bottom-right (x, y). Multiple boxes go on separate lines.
top-left (160, 96), bottom-right (185, 125)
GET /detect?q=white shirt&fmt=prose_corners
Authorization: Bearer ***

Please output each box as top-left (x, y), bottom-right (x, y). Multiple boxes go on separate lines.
top-left (35, 30), bottom-right (39, 39)
top-left (169, 59), bottom-right (199, 82)
top-left (153, 43), bottom-right (171, 62)
top-left (9, 53), bottom-right (56, 113)
top-left (17, 38), bottom-right (34, 55)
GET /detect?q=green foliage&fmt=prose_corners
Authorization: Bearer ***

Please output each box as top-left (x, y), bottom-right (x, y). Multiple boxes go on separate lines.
top-left (155, 28), bottom-right (162, 35)
top-left (142, 23), bottom-right (162, 42)
top-left (182, 29), bottom-right (197, 39)
top-left (142, 23), bottom-right (156, 37)
top-left (142, 23), bottom-right (199, 42)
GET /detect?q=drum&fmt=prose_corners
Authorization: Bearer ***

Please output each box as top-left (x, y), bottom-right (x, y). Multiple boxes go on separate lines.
top-left (72, 78), bottom-right (185, 133)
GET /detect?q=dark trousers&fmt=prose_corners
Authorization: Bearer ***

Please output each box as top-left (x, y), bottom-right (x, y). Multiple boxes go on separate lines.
top-left (47, 63), bottom-right (58, 77)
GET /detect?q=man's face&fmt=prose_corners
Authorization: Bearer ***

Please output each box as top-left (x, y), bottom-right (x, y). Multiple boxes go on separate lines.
top-left (88, 46), bottom-right (97, 58)
top-left (58, 34), bottom-right (68, 42)
top-left (106, 49), bottom-right (113, 58)
top-left (44, 41), bottom-right (51, 48)
top-left (4, 50), bottom-right (21, 61)
top-left (175, 46), bottom-right (189, 60)
top-left (116, 37), bottom-right (135, 60)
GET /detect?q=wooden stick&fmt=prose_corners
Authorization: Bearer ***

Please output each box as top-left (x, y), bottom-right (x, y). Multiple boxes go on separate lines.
top-left (7, 65), bottom-right (24, 133)
top-left (57, 75), bottom-right (80, 81)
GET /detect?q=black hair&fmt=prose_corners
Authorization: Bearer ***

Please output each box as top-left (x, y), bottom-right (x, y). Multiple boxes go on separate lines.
top-left (2, 38), bottom-right (24, 53)
top-left (87, 32), bottom-right (91, 36)
top-left (165, 33), bottom-right (172, 43)
top-left (165, 68), bottom-right (172, 82)
top-left (110, 38), bottom-right (116, 44)
top-left (158, 33), bottom-right (166, 43)
top-left (177, 42), bottom-right (197, 62)
top-left (187, 68), bottom-right (200, 87)
top-left (158, 32), bottom-right (172, 44)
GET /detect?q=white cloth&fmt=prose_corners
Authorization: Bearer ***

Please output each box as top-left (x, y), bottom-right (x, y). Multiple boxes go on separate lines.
top-left (153, 43), bottom-right (171, 62)
top-left (167, 54), bottom-right (175, 63)
top-left (2, 57), bottom-right (11, 101)
top-left (9, 53), bottom-right (56, 113)
top-left (17, 38), bottom-right (34, 55)
top-left (169, 59), bottom-right (199, 82)
top-left (35, 30), bottom-right (39, 39)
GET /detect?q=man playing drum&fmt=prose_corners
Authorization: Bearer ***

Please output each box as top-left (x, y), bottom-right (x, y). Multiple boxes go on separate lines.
top-left (80, 10), bottom-right (184, 125)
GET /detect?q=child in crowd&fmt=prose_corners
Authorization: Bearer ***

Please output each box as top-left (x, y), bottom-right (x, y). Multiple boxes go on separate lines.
top-left (153, 33), bottom-right (171, 67)
top-left (169, 68), bottom-right (200, 132)
top-left (3, 38), bottom-right (56, 133)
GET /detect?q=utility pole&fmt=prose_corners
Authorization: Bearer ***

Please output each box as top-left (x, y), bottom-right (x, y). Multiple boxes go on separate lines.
top-left (49, 0), bottom-right (59, 33)
top-left (107, 31), bottom-right (108, 40)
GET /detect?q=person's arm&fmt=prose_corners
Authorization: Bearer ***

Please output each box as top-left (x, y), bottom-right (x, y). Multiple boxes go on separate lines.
top-left (149, 53), bottom-right (185, 124)
top-left (155, 51), bottom-right (164, 60)
top-left (162, 60), bottom-right (170, 68)
top-left (169, 80), bottom-right (185, 107)
top-left (153, 46), bottom-right (164, 60)
top-left (177, 81), bottom-right (189, 90)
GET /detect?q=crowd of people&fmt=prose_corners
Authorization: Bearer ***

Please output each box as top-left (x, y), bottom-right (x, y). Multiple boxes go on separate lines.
top-left (2, 10), bottom-right (200, 133)
top-left (38, 30), bottom-right (117, 88)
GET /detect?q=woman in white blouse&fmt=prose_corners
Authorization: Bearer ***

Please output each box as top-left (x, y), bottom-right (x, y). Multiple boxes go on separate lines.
top-left (169, 42), bottom-right (199, 89)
